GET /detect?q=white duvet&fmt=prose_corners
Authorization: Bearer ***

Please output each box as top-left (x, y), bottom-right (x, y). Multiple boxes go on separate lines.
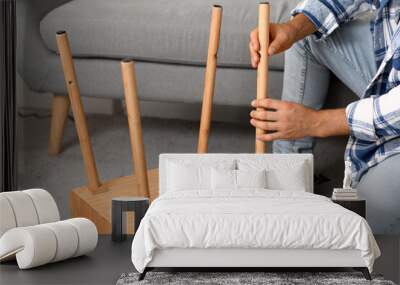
top-left (131, 190), bottom-right (380, 273)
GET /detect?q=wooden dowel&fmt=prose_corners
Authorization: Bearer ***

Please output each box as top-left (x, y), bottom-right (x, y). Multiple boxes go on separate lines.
top-left (56, 31), bottom-right (102, 193)
top-left (255, 2), bottom-right (270, 154)
top-left (197, 5), bottom-right (223, 153)
top-left (121, 59), bottom-right (150, 198)
top-left (48, 94), bottom-right (70, 155)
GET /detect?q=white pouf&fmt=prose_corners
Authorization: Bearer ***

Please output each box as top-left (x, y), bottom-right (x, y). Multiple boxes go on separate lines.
top-left (23, 189), bottom-right (60, 223)
top-left (65, 218), bottom-right (98, 257)
top-left (0, 189), bottom-right (98, 269)
top-left (0, 218), bottom-right (98, 269)
top-left (42, 220), bottom-right (79, 262)
top-left (1, 191), bottom-right (40, 227)
top-left (0, 196), bottom-right (17, 237)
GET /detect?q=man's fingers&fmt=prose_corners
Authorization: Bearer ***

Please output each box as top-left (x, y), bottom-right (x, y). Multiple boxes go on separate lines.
top-left (268, 27), bottom-right (292, 55)
top-left (249, 28), bottom-right (260, 68)
top-left (268, 26), bottom-right (281, 55)
top-left (250, 110), bottom-right (278, 121)
top-left (249, 42), bottom-right (260, 68)
top-left (268, 33), bottom-right (284, 55)
top-left (256, 132), bottom-right (283, 141)
top-left (268, 43), bottom-right (279, 56)
top-left (250, 119), bottom-right (280, 131)
top-left (250, 29), bottom-right (260, 51)
top-left (251, 98), bottom-right (283, 110)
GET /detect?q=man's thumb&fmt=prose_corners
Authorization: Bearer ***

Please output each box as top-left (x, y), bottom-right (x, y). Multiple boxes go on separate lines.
top-left (268, 43), bottom-right (279, 55)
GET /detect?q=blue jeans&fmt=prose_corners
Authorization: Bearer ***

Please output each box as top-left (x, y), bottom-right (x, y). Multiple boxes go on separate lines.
top-left (275, 19), bottom-right (400, 234)
top-left (274, 18), bottom-right (376, 154)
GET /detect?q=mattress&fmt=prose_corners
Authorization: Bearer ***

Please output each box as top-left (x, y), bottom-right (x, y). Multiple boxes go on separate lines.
top-left (131, 190), bottom-right (380, 273)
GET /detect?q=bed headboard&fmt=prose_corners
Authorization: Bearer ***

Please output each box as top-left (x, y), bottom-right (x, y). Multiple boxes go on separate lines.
top-left (159, 153), bottom-right (314, 194)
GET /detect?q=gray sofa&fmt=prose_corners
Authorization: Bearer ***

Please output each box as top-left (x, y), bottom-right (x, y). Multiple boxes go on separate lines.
top-left (17, 0), bottom-right (358, 195)
top-left (18, 0), bottom-right (297, 105)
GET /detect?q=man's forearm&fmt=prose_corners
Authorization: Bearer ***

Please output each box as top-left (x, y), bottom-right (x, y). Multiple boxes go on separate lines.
top-left (287, 15), bottom-right (347, 138)
top-left (250, 99), bottom-right (350, 141)
top-left (288, 13), bottom-right (318, 42)
top-left (311, 108), bottom-right (350, 137)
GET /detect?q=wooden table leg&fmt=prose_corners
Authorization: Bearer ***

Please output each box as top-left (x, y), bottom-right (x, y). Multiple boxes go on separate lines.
top-left (48, 94), bottom-right (70, 155)
top-left (56, 31), bottom-right (102, 193)
top-left (197, 5), bottom-right (222, 153)
top-left (255, 2), bottom-right (270, 154)
top-left (121, 60), bottom-right (150, 198)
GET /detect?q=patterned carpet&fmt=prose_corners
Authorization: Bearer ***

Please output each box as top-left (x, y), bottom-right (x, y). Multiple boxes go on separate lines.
top-left (117, 271), bottom-right (396, 285)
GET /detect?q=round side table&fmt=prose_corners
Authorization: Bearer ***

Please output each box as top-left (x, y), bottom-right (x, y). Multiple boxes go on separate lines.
top-left (112, 196), bottom-right (149, 242)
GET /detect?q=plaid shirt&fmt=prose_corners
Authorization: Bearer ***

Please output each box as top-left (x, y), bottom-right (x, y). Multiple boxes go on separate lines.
top-left (293, 0), bottom-right (400, 184)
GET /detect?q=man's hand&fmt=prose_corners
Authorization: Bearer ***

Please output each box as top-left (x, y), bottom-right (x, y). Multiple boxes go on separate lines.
top-left (250, 24), bottom-right (297, 67)
top-left (250, 98), bottom-right (350, 141)
top-left (249, 14), bottom-right (318, 68)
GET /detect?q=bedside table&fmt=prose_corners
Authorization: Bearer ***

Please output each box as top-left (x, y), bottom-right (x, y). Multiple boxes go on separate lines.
top-left (112, 197), bottom-right (149, 242)
top-left (332, 198), bottom-right (366, 218)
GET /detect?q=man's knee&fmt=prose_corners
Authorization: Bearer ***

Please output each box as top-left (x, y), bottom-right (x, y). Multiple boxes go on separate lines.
top-left (273, 138), bottom-right (314, 154)
top-left (291, 37), bottom-right (310, 57)
top-left (289, 37), bottom-right (321, 64)
top-left (357, 155), bottom-right (400, 234)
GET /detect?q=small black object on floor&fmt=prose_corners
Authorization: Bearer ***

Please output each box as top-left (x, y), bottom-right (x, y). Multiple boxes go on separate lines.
top-left (112, 197), bottom-right (149, 242)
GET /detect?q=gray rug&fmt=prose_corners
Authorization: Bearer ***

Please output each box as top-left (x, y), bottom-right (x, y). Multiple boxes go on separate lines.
top-left (116, 272), bottom-right (396, 285)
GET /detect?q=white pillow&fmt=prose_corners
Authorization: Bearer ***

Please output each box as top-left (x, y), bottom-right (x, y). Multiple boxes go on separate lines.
top-left (238, 159), bottom-right (307, 191)
top-left (167, 160), bottom-right (235, 191)
top-left (236, 169), bottom-right (267, 189)
top-left (211, 168), bottom-right (236, 190)
top-left (211, 169), bottom-right (267, 190)
top-left (266, 162), bottom-right (307, 191)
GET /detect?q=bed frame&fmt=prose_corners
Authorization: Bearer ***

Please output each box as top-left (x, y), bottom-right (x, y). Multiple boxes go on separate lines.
top-left (139, 154), bottom-right (371, 280)
top-left (140, 249), bottom-right (371, 280)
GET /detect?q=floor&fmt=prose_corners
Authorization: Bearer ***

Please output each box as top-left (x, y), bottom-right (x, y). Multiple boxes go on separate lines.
top-left (16, 113), bottom-right (253, 218)
top-left (1, 236), bottom-right (398, 285)
top-left (8, 114), bottom-right (399, 284)
top-left (17, 112), bottom-right (346, 219)
top-left (0, 236), bottom-right (133, 285)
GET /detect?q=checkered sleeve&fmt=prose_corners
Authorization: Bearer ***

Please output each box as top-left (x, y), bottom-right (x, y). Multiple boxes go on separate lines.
top-left (346, 86), bottom-right (400, 141)
top-left (292, 0), bottom-right (375, 38)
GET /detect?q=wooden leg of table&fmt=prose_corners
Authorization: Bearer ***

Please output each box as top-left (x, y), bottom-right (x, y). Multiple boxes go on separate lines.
top-left (197, 5), bottom-right (222, 154)
top-left (48, 94), bottom-right (70, 155)
top-left (56, 31), bottom-right (102, 193)
top-left (121, 59), bottom-right (150, 198)
top-left (255, 2), bottom-right (270, 154)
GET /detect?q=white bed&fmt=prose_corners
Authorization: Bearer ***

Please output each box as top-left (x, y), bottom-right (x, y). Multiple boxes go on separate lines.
top-left (131, 154), bottom-right (380, 280)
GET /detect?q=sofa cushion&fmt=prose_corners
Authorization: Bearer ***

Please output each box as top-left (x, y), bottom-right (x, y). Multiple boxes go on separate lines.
top-left (40, 0), bottom-right (298, 70)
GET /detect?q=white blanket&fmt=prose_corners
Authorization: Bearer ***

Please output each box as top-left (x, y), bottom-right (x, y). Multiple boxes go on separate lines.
top-left (131, 190), bottom-right (380, 272)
